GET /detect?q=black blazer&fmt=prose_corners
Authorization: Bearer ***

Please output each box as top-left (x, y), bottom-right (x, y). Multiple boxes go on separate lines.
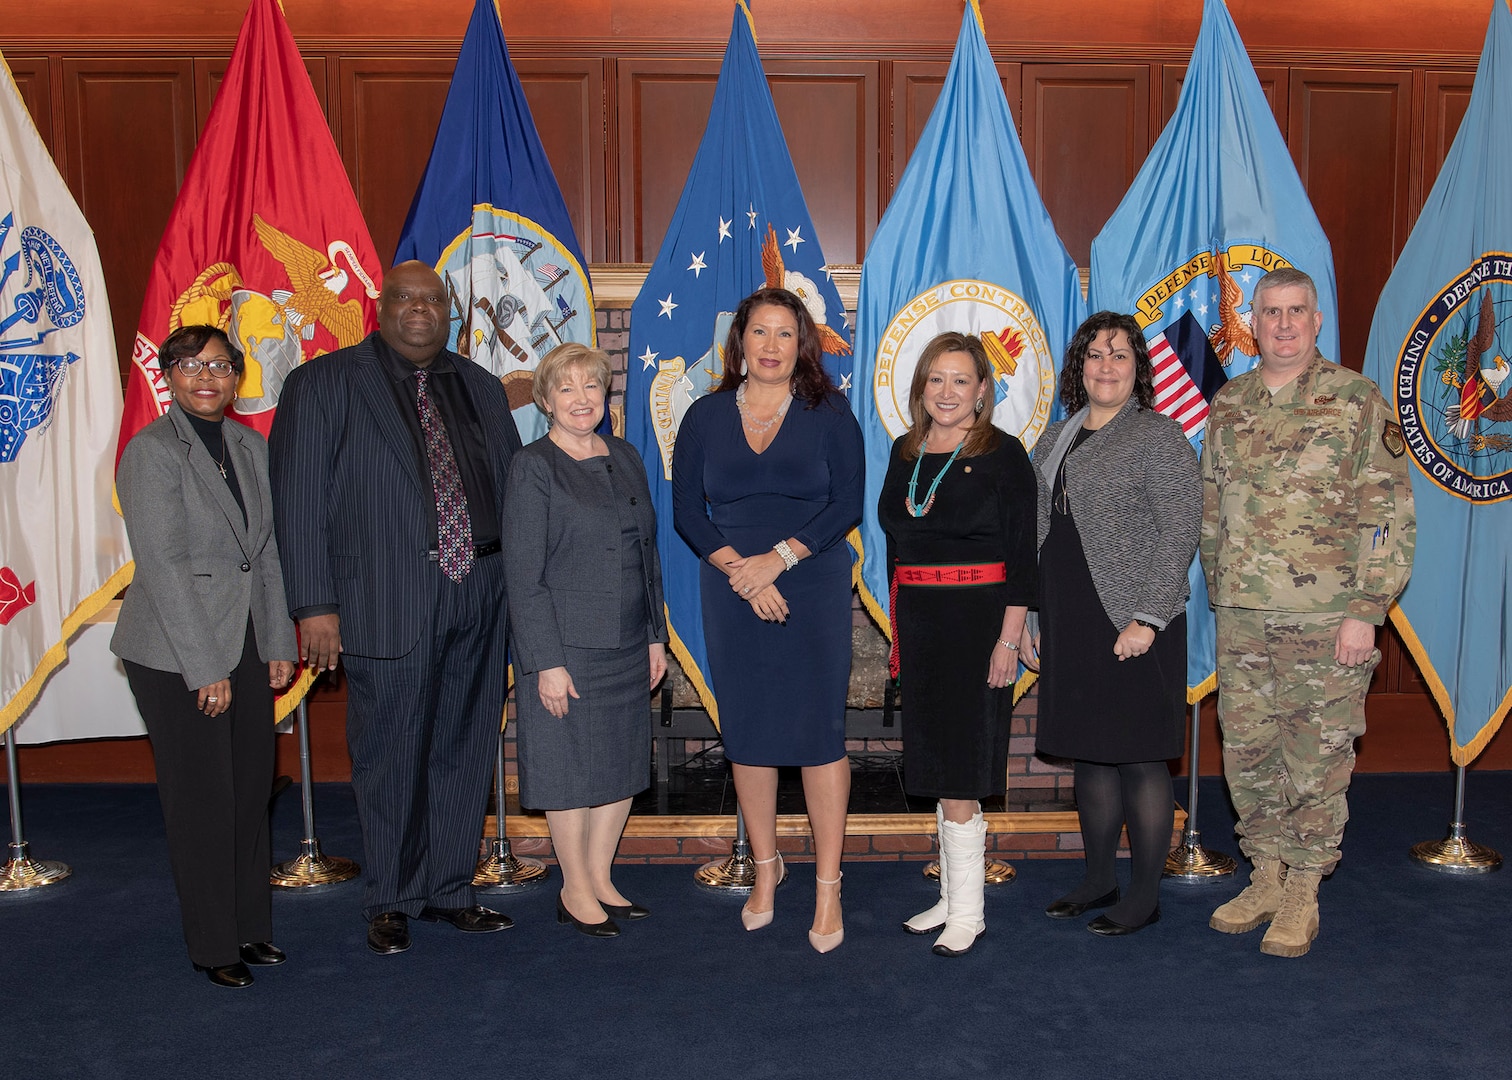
top-left (268, 334), bottom-right (523, 658)
top-left (503, 434), bottom-right (668, 676)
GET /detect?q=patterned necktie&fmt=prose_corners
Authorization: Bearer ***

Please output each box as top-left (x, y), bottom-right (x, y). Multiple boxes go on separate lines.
top-left (415, 370), bottom-right (474, 582)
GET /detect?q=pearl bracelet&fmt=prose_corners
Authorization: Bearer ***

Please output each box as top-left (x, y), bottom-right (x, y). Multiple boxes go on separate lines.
top-left (773, 540), bottom-right (799, 571)
top-left (997, 638), bottom-right (1019, 651)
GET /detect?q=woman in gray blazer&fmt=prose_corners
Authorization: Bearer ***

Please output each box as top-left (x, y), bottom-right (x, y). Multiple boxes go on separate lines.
top-left (503, 344), bottom-right (668, 938)
top-left (112, 325), bottom-right (298, 987)
top-left (1022, 312), bottom-right (1201, 937)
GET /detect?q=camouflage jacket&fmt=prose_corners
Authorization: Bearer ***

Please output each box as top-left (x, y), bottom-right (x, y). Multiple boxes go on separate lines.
top-left (1200, 351), bottom-right (1415, 623)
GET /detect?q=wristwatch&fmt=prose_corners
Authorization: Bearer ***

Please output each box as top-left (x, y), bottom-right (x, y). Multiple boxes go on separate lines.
top-left (1134, 619), bottom-right (1159, 632)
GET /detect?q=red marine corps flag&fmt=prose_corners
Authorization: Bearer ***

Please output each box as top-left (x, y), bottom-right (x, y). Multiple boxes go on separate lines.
top-left (118, 0), bottom-right (381, 714)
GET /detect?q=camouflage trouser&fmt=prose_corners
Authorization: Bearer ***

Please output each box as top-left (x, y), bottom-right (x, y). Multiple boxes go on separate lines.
top-left (1214, 607), bottom-right (1379, 875)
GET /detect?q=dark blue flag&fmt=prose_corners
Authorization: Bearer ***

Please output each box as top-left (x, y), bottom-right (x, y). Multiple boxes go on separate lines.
top-left (394, 0), bottom-right (595, 446)
top-left (623, 2), bottom-right (854, 722)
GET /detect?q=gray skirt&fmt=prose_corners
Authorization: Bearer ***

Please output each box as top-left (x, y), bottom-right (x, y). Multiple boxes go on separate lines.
top-left (515, 634), bottom-right (651, 810)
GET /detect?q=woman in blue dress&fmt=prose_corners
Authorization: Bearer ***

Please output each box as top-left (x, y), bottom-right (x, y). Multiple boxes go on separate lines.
top-left (672, 287), bottom-right (864, 954)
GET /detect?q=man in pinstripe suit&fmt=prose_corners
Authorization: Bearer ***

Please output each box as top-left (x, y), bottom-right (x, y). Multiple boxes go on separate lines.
top-left (270, 261), bottom-right (523, 954)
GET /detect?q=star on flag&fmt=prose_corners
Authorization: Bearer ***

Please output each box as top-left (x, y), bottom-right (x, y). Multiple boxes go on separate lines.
top-left (688, 252), bottom-right (707, 278)
top-left (658, 294), bottom-right (678, 319)
top-left (640, 346), bottom-right (659, 369)
top-left (784, 226), bottom-right (805, 252)
top-left (717, 216), bottom-right (732, 242)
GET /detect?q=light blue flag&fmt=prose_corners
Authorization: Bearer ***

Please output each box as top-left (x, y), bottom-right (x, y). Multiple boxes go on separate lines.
top-left (394, 0), bottom-right (595, 447)
top-left (1089, 0), bottom-right (1338, 701)
top-left (1362, 0), bottom-right (1512, 765)
top-left (853, 0), bottom-right (1085, 637)
top-left (624, 2), bottom-right (854, 722)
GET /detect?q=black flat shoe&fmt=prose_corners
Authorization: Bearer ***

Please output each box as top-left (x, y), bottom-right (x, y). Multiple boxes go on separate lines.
top-left (1088, 907), bottom-right (1161, 937)
top-left (556, 896), bottom-right (620, 938)
top-left (194, 961), bottom-right (253, 988)
top-left (239, 941), bottom-right (286, 966)
top-left (1044, 886), bottom-right (1120, 919)
top-left (418, 905), bottom-right (513, 933)
top-left (600, 901), bottom-right (650, 921)
top-left (367, 911), bottom-right (411, 954)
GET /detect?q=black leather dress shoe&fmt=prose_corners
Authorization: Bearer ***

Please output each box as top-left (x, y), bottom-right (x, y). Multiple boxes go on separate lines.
top-left (556, 896), bottom-right (620, 938)
top-left (194, 961), bottom-right (254, 988)
top-left (1044, 886), bottom-right (1120, 919)
top-left (238, 941), bottom-right (287, 966)
top-left (418, 905), bottom-right (513, 933)
top-left (1088, 907), bottom-right (1161, 937)
top-left (367, 911), bottom-right (411, 954)
top-left (600, 900), bottom-right (651, 921)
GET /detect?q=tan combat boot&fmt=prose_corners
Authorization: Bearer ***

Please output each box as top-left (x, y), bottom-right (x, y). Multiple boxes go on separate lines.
top-left (1260, 867), bottom-right (1321, 957)
top-left (1209, 857), bottom-right (1285, 933)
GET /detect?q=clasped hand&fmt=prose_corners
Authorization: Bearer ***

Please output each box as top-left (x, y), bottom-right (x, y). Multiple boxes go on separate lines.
top-left (1114, 621), bottom-right (1156, 661)
top-left (722, 553), bottom-right (789, 623)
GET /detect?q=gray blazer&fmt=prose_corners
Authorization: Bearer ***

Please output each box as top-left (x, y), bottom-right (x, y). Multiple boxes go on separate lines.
top-left (503, 434), bottom-right (668, 676)
top-left (1031, 397), bottom-right (1201, 629)
top-left (112, 406), bottom-right (298, 690)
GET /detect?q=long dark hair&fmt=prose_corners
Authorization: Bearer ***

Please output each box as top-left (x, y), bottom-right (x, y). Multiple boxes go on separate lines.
top-left (715, 287), bottom-right (836, 408)
top-left (900, 331), bottom-right (1002, 460)
top-left (1058, 311), bottom-right (1154, 415)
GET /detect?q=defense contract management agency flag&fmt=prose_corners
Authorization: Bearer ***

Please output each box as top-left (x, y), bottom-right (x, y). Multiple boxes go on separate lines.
top-left (852, 0), bottom-right (1084, 637)
top-left (1362, 0), bottom-right (1512, 765)
top-left (1, 53), bottom-right (131, 732)
top-left (121, 0), bottom-right (382, 717)
top-left (624, 1), bottom-right (854, 724)
top-left (394, 0), bottom-right (595, 448)
top-left (1089, 0), bottom-right (1339, 700)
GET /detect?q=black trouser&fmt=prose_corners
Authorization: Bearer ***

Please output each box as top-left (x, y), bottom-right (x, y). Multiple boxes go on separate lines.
top-left (124, 622), bottom-right (275, 968)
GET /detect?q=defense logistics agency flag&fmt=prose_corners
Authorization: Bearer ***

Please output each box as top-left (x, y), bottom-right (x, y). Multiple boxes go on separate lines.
top-left (625, 1), bottom-right (855, 723)
top-left (0, 54), bottom-right (131, 733)
top-left (1362, 0), bottom-right (1512, 764)
top-left (853, 0), bottom-right (1084, 636)
top-left (120, 0), bottom-right (382, 717)
top-left (394, 0), bottom-right (595, 447)
top-left (1089, 0), bottom-right (1339, 701)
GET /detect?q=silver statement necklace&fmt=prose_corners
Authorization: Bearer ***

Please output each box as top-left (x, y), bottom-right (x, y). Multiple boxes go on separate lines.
top-left (736, 380), bottom-right (793, 434)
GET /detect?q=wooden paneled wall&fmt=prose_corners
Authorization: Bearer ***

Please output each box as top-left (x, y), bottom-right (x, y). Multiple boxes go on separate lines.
top-left (6, 0), bottom-right (1506, 772)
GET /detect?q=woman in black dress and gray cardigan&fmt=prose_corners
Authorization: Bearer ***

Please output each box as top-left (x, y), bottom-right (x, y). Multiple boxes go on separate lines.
top-left (1022, 312), bottom-right (1201, 936)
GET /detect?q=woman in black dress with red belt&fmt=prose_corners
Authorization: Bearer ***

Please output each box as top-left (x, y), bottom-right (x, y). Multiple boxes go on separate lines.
top-left (878, 331), bottom-right (1037, 957)
top-left (1023, 312), bottom-right (1201, 936)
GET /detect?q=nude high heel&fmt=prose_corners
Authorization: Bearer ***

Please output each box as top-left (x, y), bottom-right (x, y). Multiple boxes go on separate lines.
top-left (741, 853), bottom-right (787, 931)
top-left (808, 872), bottom-right (844, 954)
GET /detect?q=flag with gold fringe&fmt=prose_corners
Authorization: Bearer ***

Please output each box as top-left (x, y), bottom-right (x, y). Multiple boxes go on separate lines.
top-left (0, 52), bottom-right (132, 734)
top-left (1361, 0), bottom-right (1512, 764)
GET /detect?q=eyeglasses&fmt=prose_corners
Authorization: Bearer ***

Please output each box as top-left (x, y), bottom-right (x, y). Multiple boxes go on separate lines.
top-left (172, 358), bottom-right (237, 378)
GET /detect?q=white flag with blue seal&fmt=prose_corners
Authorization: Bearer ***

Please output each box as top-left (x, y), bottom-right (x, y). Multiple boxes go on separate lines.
top-left (852, 0), bottom-right (1085, 636)
top-left (1362, 0), bottom-right (1512, 765)
top-left (623, 2), bottom-right (854, 723)
top-left (1089, 0), bottom-right (1339, 701)
top-left (0, 54), bottom-right (132, 733)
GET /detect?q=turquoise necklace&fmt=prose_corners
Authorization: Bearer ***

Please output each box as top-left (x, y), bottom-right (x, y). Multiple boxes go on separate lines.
top-left (905, 440), bottom-right (965, 517)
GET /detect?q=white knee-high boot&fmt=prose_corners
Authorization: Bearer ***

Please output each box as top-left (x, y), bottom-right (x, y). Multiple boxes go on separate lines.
top-left (903, 803), bottom-right (948, 934)
top-left (933, 808), bottom-right (987, 957)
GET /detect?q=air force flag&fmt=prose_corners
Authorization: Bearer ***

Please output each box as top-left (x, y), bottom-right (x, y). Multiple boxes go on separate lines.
top-left (852, 0), bottom-right (1085, 634)
top-left (1090, 0), bottom-right (1339, 699)
top-left (1362, 0), bottom-right (1512, 764)
top-left (624, 2), bottom-right (854, 722)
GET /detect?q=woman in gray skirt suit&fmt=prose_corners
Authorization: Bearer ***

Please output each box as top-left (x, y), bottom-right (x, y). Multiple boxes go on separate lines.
top-left (503, 343), bottom-right (668, 938)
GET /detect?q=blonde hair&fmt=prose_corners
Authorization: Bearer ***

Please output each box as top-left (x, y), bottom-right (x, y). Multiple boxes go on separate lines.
top-left (532, 342), bottom-right (613, 415)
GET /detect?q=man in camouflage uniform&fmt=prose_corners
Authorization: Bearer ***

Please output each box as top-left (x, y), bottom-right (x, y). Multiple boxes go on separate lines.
top-left (1200, 267), bottom-right (1414, 958)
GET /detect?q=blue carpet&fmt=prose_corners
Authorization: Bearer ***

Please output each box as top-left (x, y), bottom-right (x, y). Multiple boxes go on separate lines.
top-left (2, 773), bottom-right (1508, 1080)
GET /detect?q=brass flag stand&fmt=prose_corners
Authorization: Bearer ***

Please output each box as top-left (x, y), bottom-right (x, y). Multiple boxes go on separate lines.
top-left (270, 699), bottom-right (359, 889)
top-left (695, 805), bottom-right (757, 891)
top-left (1166, 701), bottom-right (1236, 880)
top-left (0, 728), bottom-right (71, 892)
top-left (474, 727), bottom-right (548, 890)
top-left (1409, 764), bottom-right (1502, 873)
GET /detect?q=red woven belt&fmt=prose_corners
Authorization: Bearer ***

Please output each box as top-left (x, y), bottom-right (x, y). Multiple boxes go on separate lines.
top-left (895, 562), bottom-right (1007, 586)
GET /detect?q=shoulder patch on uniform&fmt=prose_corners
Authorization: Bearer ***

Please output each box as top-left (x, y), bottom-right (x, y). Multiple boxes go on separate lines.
top-left (1381, 420), bottom-right (1405, 458)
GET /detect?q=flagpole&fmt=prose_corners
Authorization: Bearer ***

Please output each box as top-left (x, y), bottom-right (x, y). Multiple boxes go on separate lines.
top-left (269, 698), bottom-right (360, 889)
top-left (474, 726), bottom-right (548, 890)
top-left (695, 804), bottom-right (757, 891)
top-left (0, 728), bottom-right (71, 892)
top-left (1165, 700), bottom-right (1236, 880)
top-left (1409, 764), bottom-right (1502, 873)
